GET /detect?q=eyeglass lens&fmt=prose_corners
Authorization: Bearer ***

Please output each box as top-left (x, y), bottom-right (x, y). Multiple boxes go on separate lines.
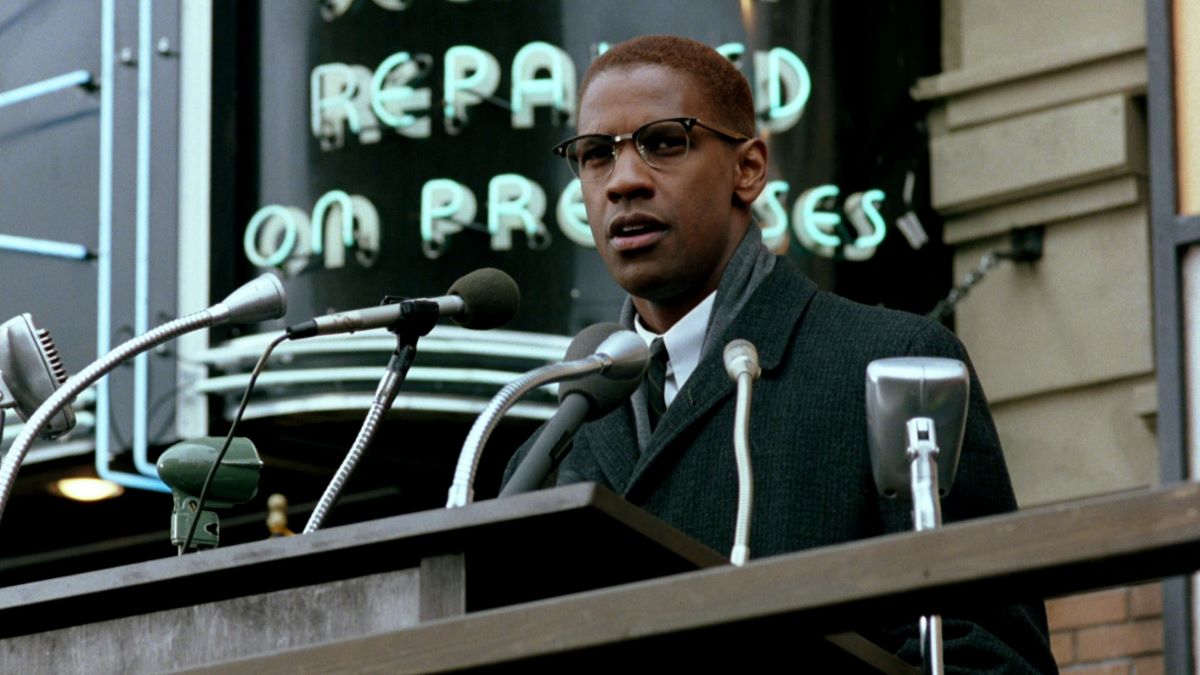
top-left (566, 119), bottom-right (691, 181)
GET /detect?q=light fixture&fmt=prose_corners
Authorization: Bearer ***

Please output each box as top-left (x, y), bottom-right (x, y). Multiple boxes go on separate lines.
top-left (52, 477), bottom-right (124, 502)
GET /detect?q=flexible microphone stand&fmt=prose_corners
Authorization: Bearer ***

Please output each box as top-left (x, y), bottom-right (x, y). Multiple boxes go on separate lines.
top-left (724, 339), bottom-right (760, 566)
top-left (303, 300), bottom-right (440, 533)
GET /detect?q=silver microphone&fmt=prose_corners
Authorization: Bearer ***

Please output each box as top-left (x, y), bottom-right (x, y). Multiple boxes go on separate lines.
top-left (865, 357), bottom-right (968, 499)
top-left (0, 314), bottom-right (75, 439)
top-left (723, 339), bottom-right (760, 566)
top-left (446, 327), bottom-right (649, 508)
top-left (864, 356), bottom-right (969, 675)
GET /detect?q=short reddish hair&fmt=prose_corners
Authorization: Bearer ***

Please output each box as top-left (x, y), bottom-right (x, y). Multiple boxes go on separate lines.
top-left (579, 35), bottom-right (756, 137)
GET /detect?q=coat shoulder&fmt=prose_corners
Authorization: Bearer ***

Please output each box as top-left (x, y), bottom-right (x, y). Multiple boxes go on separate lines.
top-left (801, 284), bottom-right (965, 360)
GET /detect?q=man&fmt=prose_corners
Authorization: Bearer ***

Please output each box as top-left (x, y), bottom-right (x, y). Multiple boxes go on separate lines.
top-left (521, 34), bottom-right (1054, 672)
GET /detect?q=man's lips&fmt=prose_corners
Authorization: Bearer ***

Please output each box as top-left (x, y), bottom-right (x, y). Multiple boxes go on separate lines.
top-left (607, 214), bottom-right (669, 252)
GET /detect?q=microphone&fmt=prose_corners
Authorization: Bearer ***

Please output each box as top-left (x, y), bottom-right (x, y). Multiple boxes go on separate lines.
top-left (723, 339), bottom-right (761, 381)
top-left (723, 339), bottom-right (761, 566)
top-left (447, 326), bottom-right (649, 508)
top-left (285, 267), bottom-right (520, 339)
top-left (500, 323), bottom-right (642, 497)
top-left (0, 274), bottom-right (287, 525)
top-left (864, 356), bottom-right (970, 675)
top-left (864, 357), bottom-right (968, 501)
top-left (0, 314), bottom-right (76, 439)
top-left (156, 436), bottom-right (262, 551)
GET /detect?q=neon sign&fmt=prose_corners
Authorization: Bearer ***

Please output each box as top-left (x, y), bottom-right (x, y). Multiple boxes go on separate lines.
top-left (755, 184), bottom-right (887, 260)
top-left (312, 42), bottom-right (577, 148)
top-left (244, 191), bottom-right (380, 275)
top-left (251, 36), bottom-right (884, 273)
top-left (310, 41), bottom-right (809, 149)
top-left (415, 178), bottom-right (886, 262)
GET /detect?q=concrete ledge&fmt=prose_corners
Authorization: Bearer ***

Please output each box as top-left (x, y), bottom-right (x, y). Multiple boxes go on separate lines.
top-left (931, 95), bottom-right (1145, 214)
top-left (944, 52), bottom-right (1147, 131)
top-left (944, 176), bottom-right (1143, 246)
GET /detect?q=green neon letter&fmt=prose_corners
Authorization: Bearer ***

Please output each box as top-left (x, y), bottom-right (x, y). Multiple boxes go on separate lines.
top-left (244, 205), bottom-right (303, 268)
top-left (794, 184), bottom-right (841, 258)
top-left (511, 42), bottom-right (576, 129)
top-left (371, 51), bottom-right (431, 138)
top-left (754, 47), bottom-right (811, 133)
top-left (311, 63), bottom-right (379, 148)
top-left (443, 45), bottom-right (501, 133)
top-left (716, 42), bottom-right (745, 65)
top-left (752, 180), bottom-right (790, 252)
top-left (844, 189), bottom-right (886, 261)
top-left (488, 174), bottom-right (549, 251)
top-left (420, 179), bottom-right (476, 259)
top-left (310, 190), bottom-right (357, 257)
top-left (555, 180), bottom-right (593, 247)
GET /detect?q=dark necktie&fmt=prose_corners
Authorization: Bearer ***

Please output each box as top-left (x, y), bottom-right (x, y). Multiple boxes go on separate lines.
top-left (646, 337), bottom-right (669, 432)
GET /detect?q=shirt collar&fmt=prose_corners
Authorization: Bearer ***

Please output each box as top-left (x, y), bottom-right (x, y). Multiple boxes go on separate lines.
top-left (634, 291), bottom-right (716, 394)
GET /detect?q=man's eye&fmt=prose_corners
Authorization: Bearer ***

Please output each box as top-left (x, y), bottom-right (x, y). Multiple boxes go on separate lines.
top-left (579, 144), bottom-right (614, 165)
top-left (641, 131), bottom-right (688, 156)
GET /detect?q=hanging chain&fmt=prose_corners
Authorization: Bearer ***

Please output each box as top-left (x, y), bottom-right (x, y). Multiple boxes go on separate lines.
top-left (927, 251), bottom-right (1003, 323)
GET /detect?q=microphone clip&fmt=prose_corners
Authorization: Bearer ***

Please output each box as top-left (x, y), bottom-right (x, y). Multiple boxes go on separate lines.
top-left (379, 296), bottom-right (440, 343)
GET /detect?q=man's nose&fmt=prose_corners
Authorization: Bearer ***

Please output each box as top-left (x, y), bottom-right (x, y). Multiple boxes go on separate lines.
top-left (605, 144), bottom-right (654, 202)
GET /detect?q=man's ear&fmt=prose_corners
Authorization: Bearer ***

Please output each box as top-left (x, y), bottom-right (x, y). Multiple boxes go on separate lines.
top-left (732, 138), bottom-right (768, 207)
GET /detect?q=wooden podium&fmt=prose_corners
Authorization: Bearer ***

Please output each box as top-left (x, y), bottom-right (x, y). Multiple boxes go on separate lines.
top-left (0, 483), bottom-right (912, 673)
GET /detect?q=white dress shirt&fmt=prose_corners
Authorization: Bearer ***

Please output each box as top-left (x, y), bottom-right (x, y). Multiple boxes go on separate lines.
top-left (633, 292), bottom-right (716, 408)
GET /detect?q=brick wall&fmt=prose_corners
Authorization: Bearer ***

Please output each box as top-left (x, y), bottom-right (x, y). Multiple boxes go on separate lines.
top-left (1047, 582), bottom-right (1164, 674)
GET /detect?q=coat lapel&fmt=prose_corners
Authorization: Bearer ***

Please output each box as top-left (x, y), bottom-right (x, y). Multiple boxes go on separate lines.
top-left (579, 397), bottom-right (642, 491)
top-left (623, 260), bottom-right (818, 495)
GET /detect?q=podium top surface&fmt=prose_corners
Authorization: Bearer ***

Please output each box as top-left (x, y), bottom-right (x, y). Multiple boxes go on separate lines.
top-left (0, 483), bottom-right (726, 638)
top-left (187, 482), bottom-right (1200, 674)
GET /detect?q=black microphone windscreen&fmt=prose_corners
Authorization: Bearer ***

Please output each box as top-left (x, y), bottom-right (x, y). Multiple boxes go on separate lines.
top-left (447, 268), bottom-right (521, 329)
top-left (559, 323), bottom-right (643, 420)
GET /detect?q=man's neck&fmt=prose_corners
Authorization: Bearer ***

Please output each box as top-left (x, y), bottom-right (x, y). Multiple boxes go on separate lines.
top-left (630, 297), bottom-right (691, 334)
top-left (631, 273), bottom-right (725, 333)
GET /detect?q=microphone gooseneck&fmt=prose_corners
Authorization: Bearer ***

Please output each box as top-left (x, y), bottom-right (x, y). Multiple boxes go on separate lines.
top-left (303, 344), bottom-right (414, 534)
top-left (723, 338), bottom-right (760, 566)
top-left (447, 327), bottom-right (649, 508)
top-left (0, 274), bottom-right (286, 527)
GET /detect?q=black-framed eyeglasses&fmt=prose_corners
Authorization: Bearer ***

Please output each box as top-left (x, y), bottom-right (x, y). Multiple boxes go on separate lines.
top-left (551, 117), bottom-right (750, 182)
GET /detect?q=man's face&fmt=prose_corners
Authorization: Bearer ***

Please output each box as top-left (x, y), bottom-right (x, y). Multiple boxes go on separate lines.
top-left (577, 65), bottom-right (748, 314)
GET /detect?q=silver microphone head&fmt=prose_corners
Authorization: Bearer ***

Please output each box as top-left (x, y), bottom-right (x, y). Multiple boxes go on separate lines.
top-left (0, 314), bottom-right (76, 438)
top-left (724, 339), bottom-right (761, 381)
top-left (865, 357), bottom-right (969, 499)
top-left (215, 273), bottom-right (288, 325)
top-left (594, 330), bottom-right (650, 380)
